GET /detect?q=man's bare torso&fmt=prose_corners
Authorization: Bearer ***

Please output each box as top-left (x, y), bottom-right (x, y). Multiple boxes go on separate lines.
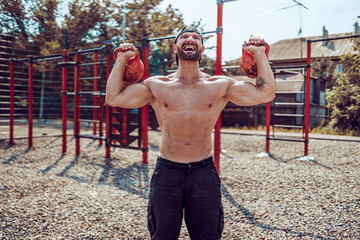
top-left (145, 72), bottom-right (231, 163)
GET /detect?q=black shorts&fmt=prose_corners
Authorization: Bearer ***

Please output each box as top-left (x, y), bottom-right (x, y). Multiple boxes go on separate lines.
top-left (147, 156), bottom-right (224, 240)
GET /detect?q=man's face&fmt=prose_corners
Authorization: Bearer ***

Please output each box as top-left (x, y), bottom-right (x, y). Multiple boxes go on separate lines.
top-left (174, 32), bottom-right (204, 62)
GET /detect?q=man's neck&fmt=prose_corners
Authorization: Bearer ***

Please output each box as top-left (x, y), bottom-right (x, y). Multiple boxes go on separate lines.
top-left (175, 61), bottom-right (202, 84)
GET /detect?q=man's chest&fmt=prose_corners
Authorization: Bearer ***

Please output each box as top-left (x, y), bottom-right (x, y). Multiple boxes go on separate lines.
top-left (153, 84), bottom-right (224, 112)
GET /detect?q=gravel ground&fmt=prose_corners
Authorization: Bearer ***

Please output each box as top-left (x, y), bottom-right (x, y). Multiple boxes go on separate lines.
top-left (0, 125), bottom-right (359, 239)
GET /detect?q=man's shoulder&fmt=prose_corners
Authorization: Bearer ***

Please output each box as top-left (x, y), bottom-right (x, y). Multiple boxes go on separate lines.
top-left (144, 75), bottom-right (173, 84)
top-left (206, 75), bottom-right (234, 83)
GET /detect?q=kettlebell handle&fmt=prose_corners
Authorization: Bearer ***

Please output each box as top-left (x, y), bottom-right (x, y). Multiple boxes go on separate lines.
top-left (112, 47), bottom-right (140, 62)
top-left (133, 50), bottom-right (140, 62)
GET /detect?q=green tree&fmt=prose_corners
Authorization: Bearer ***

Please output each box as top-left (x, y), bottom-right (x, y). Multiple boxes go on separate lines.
top-left (311, 57), bottom-right (335, 87)
top-left (0, 0), bottom-right (29, 39)
top-left (1, 0), bottom-right (212, 70)
top-left (326, 39), bottom-right (360, 133)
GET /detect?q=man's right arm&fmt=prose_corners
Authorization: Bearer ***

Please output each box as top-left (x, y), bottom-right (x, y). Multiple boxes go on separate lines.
top-left (105, 44), bottom-right (153, 109)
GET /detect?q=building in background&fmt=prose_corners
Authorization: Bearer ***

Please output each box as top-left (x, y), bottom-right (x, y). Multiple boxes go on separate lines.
top-left (222, 24), bottom-right (359, 129)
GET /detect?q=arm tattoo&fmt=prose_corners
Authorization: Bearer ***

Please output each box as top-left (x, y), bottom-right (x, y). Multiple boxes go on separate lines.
top-left (255, 76), bottom-right (267, 89)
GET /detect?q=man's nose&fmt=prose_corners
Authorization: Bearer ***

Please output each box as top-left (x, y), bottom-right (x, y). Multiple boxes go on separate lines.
top-left (185, 36), bottom-right (195, 42)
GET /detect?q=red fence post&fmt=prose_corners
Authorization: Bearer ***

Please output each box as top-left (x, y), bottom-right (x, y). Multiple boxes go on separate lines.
top-left (141, 42), bottom-right (149, 164)
top-left (61, 50), bottom-right (68, 154)
top-left (93, 52), bottom-right (99, 137)
top-left (74, 52), bottom-right (81, 156)
top-left (265, 102), bottom-right (271, 153)
top-left (9, 60), bottom-right (14, 145)
top-left (214, 1), bottom-right (223, 173)
top-left (28, 56), bottom-right (33, 148)
top-left (304, 40), bottom-right (312, 156)
top-left (105, 45), bottom-right (111, 158)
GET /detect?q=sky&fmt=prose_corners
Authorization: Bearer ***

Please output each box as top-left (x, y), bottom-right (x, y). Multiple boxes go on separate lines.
top-left (158, 0), bottom-right (360, 61)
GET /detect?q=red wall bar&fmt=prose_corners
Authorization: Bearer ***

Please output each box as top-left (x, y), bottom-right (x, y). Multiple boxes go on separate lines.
top-left (122, 109), bottom-right (127, 146)
top-left (28, 57), bottom-right (33, 148)
top-left (265, 102), bottom-right (271, 153)
top-left (61, 50), bottom-right (68, 154)
top-left (74, 52), bottom-right (81, 156)
top-left (9, 60), bottom-right (14, 145)
top-left (99, 95), bottom-right (104, 146)
top-left (93, 52), bottom-right (99, 136)
top-left (141, 44), bottom-right (150, 164)
top-left (214, 2), bottom-right (223, 172)
top-left (304, 41), bottom-right (312, 156)
top-left (105, 46), bottom-right (111, 158)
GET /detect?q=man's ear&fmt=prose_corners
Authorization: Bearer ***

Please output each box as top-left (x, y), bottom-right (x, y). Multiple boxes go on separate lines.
top-left (173, 44), bottom-right (177, 53)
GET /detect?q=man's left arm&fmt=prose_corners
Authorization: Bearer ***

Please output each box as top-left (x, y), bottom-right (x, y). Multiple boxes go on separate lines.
top-left (225, 38), bottom-right (275, 106)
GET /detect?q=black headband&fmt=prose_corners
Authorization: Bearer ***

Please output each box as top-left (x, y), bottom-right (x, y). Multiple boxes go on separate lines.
top-left (174, 26), bottom-right (204, 44)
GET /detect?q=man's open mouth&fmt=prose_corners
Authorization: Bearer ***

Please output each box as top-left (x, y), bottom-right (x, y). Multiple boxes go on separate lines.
top-left (182, 45), bottom-right (197, 52)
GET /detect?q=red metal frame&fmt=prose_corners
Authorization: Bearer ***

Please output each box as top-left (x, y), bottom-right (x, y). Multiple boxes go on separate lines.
top-left (98, 52), bottom-right (104, 146)
top-left (9, 60), bottom-right (14, 145)
top-left (61, 50), bottom-right (68, 154)
top-left (28, 57), bottom-right (33, 148)
top-left (265, 102), bottom-right (271, 152)
top-left (141, 45), bottom-right (150, 164)
top-left (264, 41), bottom-right (311, 156)
top-left (93, 52), bottom-right (99, 137)
top-left (304, 41), bottom-right (311, 156)
top-left (105, 47), bottom-right (111, 158)
top-left (214, 2), bottom-right (223, 172)
top-left (121, 109), bottom-right (128, 146)
top-left (74, 52), bottom-right (81, 156)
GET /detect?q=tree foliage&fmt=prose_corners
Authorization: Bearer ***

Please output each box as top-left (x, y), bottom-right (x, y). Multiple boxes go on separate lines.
top-left (311, 57), bottom-right (335, 86)
top-left (0, 0), bottom-right (190, 55)
top-left (326, 39), bottom-right (360, 132)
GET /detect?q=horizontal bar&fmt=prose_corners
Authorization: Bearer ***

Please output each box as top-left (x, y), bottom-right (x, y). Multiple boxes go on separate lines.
top-left (78, 119), bottom-right (101, 123)
top-left (78, 62), bottom-right (100, 66)
top-left (11, 57), bottom-right (29, 62)
top-left (309, 34), bottom-right (360, 43)
top-left (79, 119), bottom-right (100, 123)
top-left (33, 56), bottom-right (63, 62)
top-left (76, 46), bottom-right (106, 54)
top-left (0, 38), bottom-right (12, 43)
top-left (273, 124), bottom-right (304, 128)
top-left (32, 53), bottom-right (63, 60)
top-left (74, 91), bottom-right (105, 96)
top-left (274, 113), bottom-right (304, 117)
top-left (0, 113), bottom-right (28, 117)
top-left (274, 102), bottom-right (304, 106)
top-left (79, 105), bottom-right (101, 109)
top-left (273, 65), bottom-right (307, 70)
top-left (269, 137), bottom-right (305, 142)
top-left (57, 61), bottom-right (76, 66)
top-left (79, 76), bottom-right (101, 80)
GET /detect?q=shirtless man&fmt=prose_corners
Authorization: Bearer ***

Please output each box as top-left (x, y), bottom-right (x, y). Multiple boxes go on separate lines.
top-left (106, 26), bottom-right (275, 240)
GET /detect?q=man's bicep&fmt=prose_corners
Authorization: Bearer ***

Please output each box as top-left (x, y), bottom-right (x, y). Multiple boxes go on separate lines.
top-left (107, 83), bottom-right (153, 109)
top-left (226, 80), bottom-right (263, 106)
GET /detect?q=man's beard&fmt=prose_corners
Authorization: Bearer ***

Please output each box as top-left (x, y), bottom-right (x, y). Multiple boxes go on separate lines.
top-left (177, 44), bottom-right (201, 62)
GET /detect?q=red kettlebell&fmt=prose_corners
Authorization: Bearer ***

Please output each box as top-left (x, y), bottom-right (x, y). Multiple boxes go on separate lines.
top-left (240, 41), bottom-right (270, 78)
top-left (113, 47), bottom-right (144, 84)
